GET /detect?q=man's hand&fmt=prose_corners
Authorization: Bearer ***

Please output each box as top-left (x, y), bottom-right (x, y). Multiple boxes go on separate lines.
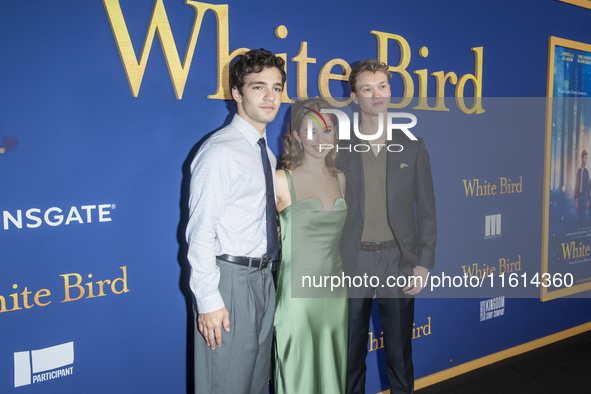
top-left (403, 266), bottom-right (429, 295)
top-left (198, 307), bottom-right (230, 350)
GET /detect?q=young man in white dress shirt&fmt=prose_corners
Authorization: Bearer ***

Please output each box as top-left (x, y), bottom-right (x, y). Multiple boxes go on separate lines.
top-left (186, 48), bottom-right (286, 394)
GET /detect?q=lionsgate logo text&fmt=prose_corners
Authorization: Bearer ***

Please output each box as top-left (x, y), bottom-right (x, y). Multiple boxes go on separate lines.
top-left (3, 204), bottom-right (115, 230)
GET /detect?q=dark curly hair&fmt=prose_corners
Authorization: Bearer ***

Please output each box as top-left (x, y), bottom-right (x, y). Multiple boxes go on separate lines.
top-left (229, 48), bottom-right (286, 96)
top-left (280, 98), bottom-right (339, 176)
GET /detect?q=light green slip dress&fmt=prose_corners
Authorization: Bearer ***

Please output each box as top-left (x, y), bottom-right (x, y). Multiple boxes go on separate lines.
top-left (274, 169), bottom-right (349, 394)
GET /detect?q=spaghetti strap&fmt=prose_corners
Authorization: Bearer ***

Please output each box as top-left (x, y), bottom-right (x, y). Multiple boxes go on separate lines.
top-left (336, 173), bottom-right (344, 198)
top-left (284, 169), bottom-right (297, 202)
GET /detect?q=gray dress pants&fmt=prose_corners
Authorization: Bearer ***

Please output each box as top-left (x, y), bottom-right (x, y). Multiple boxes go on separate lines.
top-left (194, 259), bottom-right (276, 394)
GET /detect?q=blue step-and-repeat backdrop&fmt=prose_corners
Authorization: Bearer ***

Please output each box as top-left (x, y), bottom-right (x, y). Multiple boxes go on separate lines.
top-left (2, 1), bottom-right (591, 393)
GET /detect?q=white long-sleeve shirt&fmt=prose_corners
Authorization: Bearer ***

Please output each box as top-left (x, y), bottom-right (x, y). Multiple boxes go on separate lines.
top-left (186, 114), bottom-right (276, 313)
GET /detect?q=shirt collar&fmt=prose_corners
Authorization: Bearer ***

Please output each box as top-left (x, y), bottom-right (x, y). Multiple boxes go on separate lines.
top-left (231, 114), bottom-right (267, 147)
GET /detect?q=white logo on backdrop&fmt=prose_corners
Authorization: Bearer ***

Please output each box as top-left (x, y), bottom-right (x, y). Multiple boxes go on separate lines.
top-left (3, 204), bottom-right (115, 230)
top-left (480, 296), bottom-right (505, 322)
top-left (485, 214), bottom-right (501, 239)
top-left (14, 341), bottom-right (74, 387)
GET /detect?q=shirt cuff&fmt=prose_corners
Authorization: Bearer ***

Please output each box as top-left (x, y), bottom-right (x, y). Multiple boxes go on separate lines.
top-left (195, 290), bottom-right (225, 314)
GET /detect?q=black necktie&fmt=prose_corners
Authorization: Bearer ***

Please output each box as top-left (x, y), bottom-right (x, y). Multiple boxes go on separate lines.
top-left (258, 137), bottom-right (279, 260)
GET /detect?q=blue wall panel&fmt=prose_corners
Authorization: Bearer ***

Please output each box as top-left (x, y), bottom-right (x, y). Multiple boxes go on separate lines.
top-left (2, 1), bottom-right (591, 393)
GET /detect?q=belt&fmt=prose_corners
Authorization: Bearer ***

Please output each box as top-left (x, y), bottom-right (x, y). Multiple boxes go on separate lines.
top-left (359, 239), bottom-right (398, 252)
top-left (217, 254), bottom-right (271, 270)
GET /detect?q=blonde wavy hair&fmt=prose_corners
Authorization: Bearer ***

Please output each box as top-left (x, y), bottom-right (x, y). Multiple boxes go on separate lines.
top-left (280, 98), bottom-right (340, 176)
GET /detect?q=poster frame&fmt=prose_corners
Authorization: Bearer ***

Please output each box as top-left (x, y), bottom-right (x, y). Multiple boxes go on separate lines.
top-left (542, 36), bottom-right (591, 301)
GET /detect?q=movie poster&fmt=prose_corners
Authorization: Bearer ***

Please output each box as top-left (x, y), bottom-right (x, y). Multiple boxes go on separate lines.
top-left (543, 36), bottom-right (591, 300)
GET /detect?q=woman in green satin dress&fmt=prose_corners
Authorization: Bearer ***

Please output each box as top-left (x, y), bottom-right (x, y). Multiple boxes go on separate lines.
top-left (274, 98), bottom-right (348, 394)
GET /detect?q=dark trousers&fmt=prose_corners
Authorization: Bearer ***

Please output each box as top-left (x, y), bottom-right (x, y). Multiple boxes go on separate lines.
top-left (346, 248), bottom-right (415, 394)
top-left (578, 196), bottom-right (589, 225)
